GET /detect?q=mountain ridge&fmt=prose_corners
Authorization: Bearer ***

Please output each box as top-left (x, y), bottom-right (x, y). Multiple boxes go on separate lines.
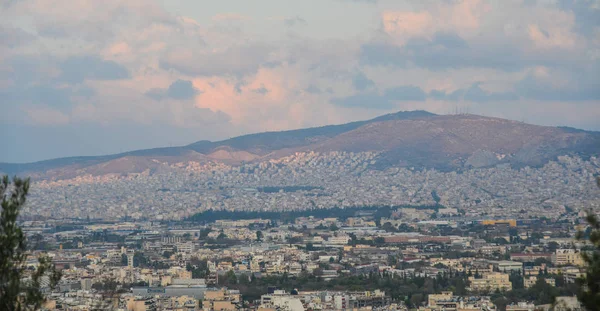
top-left (2, 110), bottom-right (599, 179)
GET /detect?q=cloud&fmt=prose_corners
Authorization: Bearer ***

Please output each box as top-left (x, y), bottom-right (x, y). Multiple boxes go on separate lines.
top-left (430, 83), bottom-right (518, 103)
top-left (381, 11), bottom-right (433, 44)
top-left (145, 88), bottom-right (165, 101)
top-left (331, 92), bottom-right (395, 109)
top-left (362, 1), bottom-right (588, 72)
top-left (2, 55), bottom-right (56, 86)
top-left (359, 43), bottom-right (406, 67)
top-left (24, 0), bottom-right (176, 41)
top-left (304, 85), bottom-right (322, 94)
top-left (332, 85), bottom-right (426, 109)
top-left (168, 79), bottom-right (199, 100)
top-left (159, 43), bottom-right (272, 76)
top-left (284, 16), bottom-right (307, 27)
top-left (384, 85), bottom-right (427, 101)
top-left (528, 24), bottom-right (576, 50)
top-left (145, 79), bottom-right (200, 101)
top-left (360, 32), bottom-right (480, 70)
top-left (0, 25), bottom-right (35, 48)
top-left (59, 55), bottom-right (130, 84)
top-left (24, 106), bottom-right (70, 125)
top-left (24, 85), bottom-right (75, 110)
top-left (0, 83), bottom-right (79, 114)
top-left (557, 0), bottom-right (600, 37)
top-left (429, 32), bottom-right (469, 49)
top-left (352, 71), bottom-right (375, 91)
top-left (338, 0), bottom-right (378, 3)
top-left (359, 29), bottom-right (578, 72)
top-left (212, 13), bottom-right (251, 22)
top-left (515, 66), bottom-right (600, 101)
top-left (252, 86), bottom-right (269, 94)
top-left (380, 1), bottom-right (489, 45)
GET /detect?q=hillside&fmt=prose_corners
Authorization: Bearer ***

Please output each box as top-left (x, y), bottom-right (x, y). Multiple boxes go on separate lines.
top-left (307, 114), bottom-right (599, 170)
top-left (1, 111), bottom-right (599, 179)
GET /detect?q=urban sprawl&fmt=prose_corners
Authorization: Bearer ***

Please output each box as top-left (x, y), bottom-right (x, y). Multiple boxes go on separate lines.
top-left (16, 152), bottom-right (600, 310)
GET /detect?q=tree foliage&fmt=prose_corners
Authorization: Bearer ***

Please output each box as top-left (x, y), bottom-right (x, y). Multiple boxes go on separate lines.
top-left (575, 177), bottom-right (600, 311)
top-left (0, 176), bottom-right (61, 311)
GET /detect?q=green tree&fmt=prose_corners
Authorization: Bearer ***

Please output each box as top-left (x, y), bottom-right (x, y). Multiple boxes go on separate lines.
top-left (224, 270), bottom-right (237, 285)
top-left (547, 241), bottom-right (560, 252)
top-left (410, 293), bottom-right (424, 307)
top-left (381, 222), bottom-right (397, 233)
top-left (199, 227), bottom-right (212, 238)
top-left (133, 252), bottom-right (148, 267)
top-left (255, 230), bottom-right (263, 242)
top-left (492, 296), bottom-right (508, 311)
top-left (576, 177), bottom-right (600, 311)
top-left (1, 176), bottom-right (61, 310)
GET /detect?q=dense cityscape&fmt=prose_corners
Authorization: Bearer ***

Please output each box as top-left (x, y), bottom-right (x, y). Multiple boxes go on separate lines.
top-left (24, 153), bottom-right (600, 221)
top-left (6, 151), bottom-right (597, 310)
top-left (14, 152), bottom-right (598, 310)
top-left (17, 195), bottom-right (595, 310)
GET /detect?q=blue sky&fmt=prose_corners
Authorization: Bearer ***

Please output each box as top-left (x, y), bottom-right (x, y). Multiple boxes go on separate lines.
top-left (1, 0), bottom-right (599, 162)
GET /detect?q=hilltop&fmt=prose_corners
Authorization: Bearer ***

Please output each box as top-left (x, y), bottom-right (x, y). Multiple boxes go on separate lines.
top-left (1, 110), bottom-right (598, 179)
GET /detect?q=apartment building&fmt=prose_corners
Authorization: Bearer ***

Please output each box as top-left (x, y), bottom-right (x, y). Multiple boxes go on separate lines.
top-left (468, 272), bottom-right (512, 292)
top-left (552, 249), bottom-right (584, 267)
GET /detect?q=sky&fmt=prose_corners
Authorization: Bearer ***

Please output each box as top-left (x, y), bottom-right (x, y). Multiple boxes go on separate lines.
top-left (1, 0), bottom-right (599, 163)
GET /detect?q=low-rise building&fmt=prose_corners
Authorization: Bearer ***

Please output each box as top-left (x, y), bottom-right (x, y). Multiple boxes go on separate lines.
top-left (524, 276), bottom-right (555, 288)
top-left (468, 273), bottom-right (512, 292)
top-left (552, 249), bottom-right (584, 267)
top-left (203, 288), bottom-right (241, 311)
top-left (506, 302), bottom-right (535, 311)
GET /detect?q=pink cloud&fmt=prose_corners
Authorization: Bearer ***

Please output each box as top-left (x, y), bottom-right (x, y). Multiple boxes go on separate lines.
top-left (381, 0), bottom-right (490, 44)
top-left (105, 42), bottom-right (131, 56)
top-left (528, 24), bottom-right (576, 50)
top-left (382, 11), bottom-right (433, 38)
top-left (191, 65), bottom-right (339, 133)
top-left (449, 0), bottom-right (488, 32)
top-left (381, 11), bottom-right (433, 45)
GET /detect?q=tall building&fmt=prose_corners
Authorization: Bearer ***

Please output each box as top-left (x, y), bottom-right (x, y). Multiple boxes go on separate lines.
top-left (127, 251), bottom-right (135, 268)
top-left (80, 277), bottom-right (93, 291)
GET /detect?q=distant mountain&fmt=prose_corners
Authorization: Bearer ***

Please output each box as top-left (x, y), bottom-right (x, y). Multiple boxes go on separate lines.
top-left (187, 109), bottom-right (435, 154)
top-left (1, 110), bottom-right (599, 179)
top-left (305, 114), bottom-right (600, 170)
